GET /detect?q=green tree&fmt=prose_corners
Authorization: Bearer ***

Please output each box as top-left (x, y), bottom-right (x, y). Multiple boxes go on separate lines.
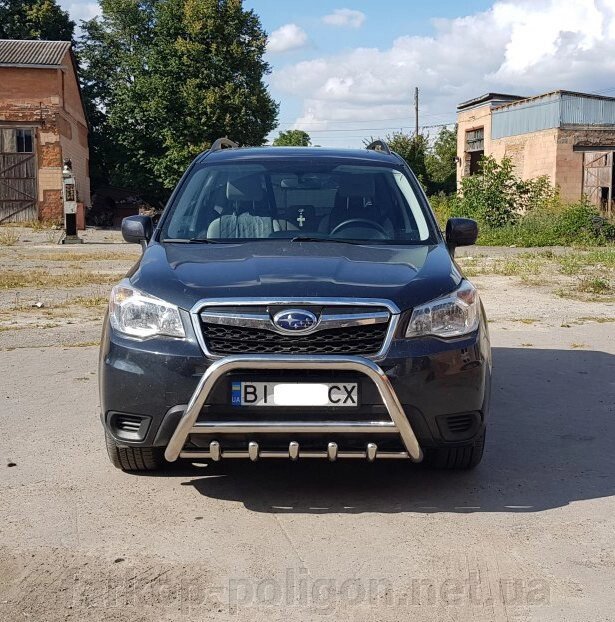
top-left (426, 125), bottom-right (457, 194)
top-left (381, 131), bottom-right (429, 186)
top-left (78, 0), bottom-right (278, 199)
top-left (273, 129), bottom-right (311, 146)
top-left (458, 156), bottom-right (520, 227)
top-left (0, 0), bottom-right (74, 41)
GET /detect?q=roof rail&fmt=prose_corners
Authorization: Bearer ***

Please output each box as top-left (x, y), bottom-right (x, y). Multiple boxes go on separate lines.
top-left (365, 139), bottom-right (391, 155)
top-left (210, 137), bottom-right (239, 152)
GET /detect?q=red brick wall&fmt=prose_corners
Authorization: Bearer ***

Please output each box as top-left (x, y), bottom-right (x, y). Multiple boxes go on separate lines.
top-left (0, 55), bottom-right (90, 220)
top-left (0, 67), bottom-right (60, 103)
top-left (39, 189), bottom-right (63, 222)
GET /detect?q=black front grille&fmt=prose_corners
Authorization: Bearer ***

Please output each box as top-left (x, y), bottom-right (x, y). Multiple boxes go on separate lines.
top-left (436, 412), bottom-right (481, 441)
top-left (446, 414), bottom-right (474, 434)
top-left (202, 322), bottom-right (389, 355)
top-left (116, 414), bottom-right (143, 432)
top-left (108, 412), bottom-right (150, 441)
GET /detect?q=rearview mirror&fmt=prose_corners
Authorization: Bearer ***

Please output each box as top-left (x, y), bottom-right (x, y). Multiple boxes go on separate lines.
top-left (122, 215), bottom-right (153, 245)
top-left (445, 218), bottom-right (478, 254)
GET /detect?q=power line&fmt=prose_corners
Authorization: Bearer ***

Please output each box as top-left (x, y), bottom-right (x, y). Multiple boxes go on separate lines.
top-left (287, 121), bottom-right (454, 134)
top-left (275, 110), bottom-right (454, 127)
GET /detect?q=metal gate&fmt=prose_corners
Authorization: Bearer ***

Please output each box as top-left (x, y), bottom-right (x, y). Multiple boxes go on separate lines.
top-left (0, 129), bottom-right (37, 223)
top-left (582, 151), bottom-right (613, 215)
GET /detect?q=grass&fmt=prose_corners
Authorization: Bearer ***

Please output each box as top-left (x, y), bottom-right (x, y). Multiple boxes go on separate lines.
top-left (38, 251), bottom-right (139, 262)
top-left (557, 248), bottom-right (615, 275)
top-left (458, 254), bottom-right (546, 279)
top-left (70, 295), bottom-right (108, 308)
top-left (0, 339), bottom-right (101, 351)
top-left (431, 192), bottom-right (615, 247)
top-left (0, 269), bottom-right (120, 290)
top-left (577, 277), bottom-right (611, 294)
top-left (6, 219), bottom-right (61, 231)
top-left (459, 246), bottom-right (614, 302)
top-left (0, 230), bottom-right (19, 246)
top-left (8, 295), bottom-right (107, 312)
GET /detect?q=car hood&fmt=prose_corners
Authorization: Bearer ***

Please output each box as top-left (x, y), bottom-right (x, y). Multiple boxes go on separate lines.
top-left (129, 240), bottom-right (461, 312)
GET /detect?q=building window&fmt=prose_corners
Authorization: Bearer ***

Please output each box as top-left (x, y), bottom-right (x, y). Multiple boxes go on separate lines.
top-left (0, 128), bottom-right (34, 153)
top-left (465, 127), bottom-right (484, 175)
top-left (16, 129), bottom-right (33, 153)
top-left (465, 128), bottom-right (484, 152)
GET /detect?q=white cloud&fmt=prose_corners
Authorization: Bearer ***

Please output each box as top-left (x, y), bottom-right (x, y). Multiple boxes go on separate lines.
top-left (322, 8), bottom-right (366, 28)
top-left (61, 1), bottom-right (101, 24)
top-left (267, 23), bottom-right (309, 53)
top-left (273, 0), bottom-right (615, 140)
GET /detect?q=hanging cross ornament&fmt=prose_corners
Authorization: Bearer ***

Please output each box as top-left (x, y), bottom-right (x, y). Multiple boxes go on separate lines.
top-left (296, 208), bottom-right (306, 228)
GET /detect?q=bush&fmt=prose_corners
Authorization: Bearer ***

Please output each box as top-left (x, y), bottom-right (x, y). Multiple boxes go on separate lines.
top-left (476, 201), bottom-right (615, 247)
top-left (457, 156), bottom-right (519, 227)
top-left (426, 155), bottom-right (614, 247)
top-left (429, 193), bottom-right (457, 228)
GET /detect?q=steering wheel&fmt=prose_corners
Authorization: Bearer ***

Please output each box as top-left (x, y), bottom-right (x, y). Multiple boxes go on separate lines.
top-left (330, 218), bottom-right (388, 238)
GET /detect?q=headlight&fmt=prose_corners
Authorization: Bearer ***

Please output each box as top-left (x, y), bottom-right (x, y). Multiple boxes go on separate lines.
top-left (109, 284), bottom-right (186, 339)
top-left (405, 281), bottom-right (479, 338)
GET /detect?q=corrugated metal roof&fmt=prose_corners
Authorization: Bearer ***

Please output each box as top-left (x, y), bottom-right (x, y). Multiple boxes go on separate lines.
top-left (489, 90), bottom-right (615, 139)
top-left (0, 39), bottom-right (71, 67)
top-left (492, 92), bottom-right (561, 139)
top-left (494, 89), bottom-right (615, 111)
top-left (561, 92), bottom-right (615, 126)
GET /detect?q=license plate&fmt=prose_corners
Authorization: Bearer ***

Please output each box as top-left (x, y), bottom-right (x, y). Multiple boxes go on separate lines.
top-left (231, 382), bottom-right (359, 407)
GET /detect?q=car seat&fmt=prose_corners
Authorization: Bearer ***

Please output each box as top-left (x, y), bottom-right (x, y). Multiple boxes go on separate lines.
top-left (207, 174), bottom-right (281, 238)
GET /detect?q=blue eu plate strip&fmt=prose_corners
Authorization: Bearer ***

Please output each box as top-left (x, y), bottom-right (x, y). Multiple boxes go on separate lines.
top-left (231, 382), bottom-right (242, 406)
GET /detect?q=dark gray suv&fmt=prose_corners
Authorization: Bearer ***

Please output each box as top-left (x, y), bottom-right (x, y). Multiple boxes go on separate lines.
top-left (100, 139), bottom-right (491, 471)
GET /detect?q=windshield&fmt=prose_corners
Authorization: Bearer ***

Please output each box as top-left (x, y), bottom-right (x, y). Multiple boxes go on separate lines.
top-left (161, 160), bottom-right (434, 244)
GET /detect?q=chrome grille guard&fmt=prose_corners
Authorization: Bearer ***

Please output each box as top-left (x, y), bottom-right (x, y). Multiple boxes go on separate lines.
top-left (164, 355), bottom-right (423, 463)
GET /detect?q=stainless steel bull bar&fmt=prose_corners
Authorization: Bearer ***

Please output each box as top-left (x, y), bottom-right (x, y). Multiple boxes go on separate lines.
top-left (164, 355), bottom-right (423, 463)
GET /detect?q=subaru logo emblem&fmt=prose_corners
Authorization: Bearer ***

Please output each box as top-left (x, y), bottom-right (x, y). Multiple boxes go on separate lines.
top-left (273, 309), bottom-right (318, 333)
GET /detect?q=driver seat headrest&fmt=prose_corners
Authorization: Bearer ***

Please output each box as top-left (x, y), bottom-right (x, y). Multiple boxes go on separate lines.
top-left (226, 174), bottom-right (263, 201)
top-left (337, 175), bottom-right (375, 198)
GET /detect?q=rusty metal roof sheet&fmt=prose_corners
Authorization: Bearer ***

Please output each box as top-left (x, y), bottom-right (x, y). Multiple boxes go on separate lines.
top-left (0, 39), bottom-right (71, 67)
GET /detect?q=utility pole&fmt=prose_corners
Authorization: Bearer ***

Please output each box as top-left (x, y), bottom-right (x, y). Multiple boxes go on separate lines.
top-left (414, 87), bottom-right (419, 136)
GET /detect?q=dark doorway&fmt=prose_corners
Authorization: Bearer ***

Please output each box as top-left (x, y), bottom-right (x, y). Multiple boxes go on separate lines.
top-left (469, 150), bottom-right (484, 175)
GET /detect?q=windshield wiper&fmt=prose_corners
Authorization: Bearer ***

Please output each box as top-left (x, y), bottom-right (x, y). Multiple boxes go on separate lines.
top-left (162, 238), bottom-right (229, 244)
top-left (290, 236), bottom-right (366, 245)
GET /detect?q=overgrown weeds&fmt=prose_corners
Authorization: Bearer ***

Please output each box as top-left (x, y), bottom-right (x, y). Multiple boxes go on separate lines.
top-left (457, 247), bottom-right (614, 301)
top-left (0, 229), bottom-right (19, 246)
top-left (0, 270), bottom-right (120, 289)
top-left (429, 156), bottom-right (615, 247)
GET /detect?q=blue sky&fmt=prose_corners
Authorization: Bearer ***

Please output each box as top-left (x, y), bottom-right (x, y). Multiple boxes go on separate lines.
top-left (244, 0), bottom-right (494, 142)
top-left (60, 1), bottom-right (615, 147)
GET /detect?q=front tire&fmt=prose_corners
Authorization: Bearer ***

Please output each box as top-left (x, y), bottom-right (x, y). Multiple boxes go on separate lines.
top-left (424, 429), bottom-right (486, 470)
top-left (105, 431), bottom-right (166, 472)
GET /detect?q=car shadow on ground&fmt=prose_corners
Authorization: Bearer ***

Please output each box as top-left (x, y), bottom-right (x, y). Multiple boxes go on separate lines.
top-left (172, 347), bottom-right (615, 514)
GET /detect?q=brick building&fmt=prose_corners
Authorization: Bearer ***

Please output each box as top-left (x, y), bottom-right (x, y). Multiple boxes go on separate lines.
top-left (0, 39), bottom-right (90, 223)
top-left (457, 91), bottom-right (615, 215)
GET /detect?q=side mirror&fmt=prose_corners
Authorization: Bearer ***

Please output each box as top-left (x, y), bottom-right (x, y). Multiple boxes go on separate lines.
top-left (445, 217), bottom-right (478, 254)
top-left (121, 215), bottom-right (153, 245)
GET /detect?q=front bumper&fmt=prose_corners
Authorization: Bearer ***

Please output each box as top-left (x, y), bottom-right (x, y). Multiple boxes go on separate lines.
top-left (165, 355), bottom-right (423, 462)
top-left (99, 312), bottom-right (491, 461)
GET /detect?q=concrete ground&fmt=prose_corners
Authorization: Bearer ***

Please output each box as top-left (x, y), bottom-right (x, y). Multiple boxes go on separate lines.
top-left (0, 228), bottom-right (614, 621)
